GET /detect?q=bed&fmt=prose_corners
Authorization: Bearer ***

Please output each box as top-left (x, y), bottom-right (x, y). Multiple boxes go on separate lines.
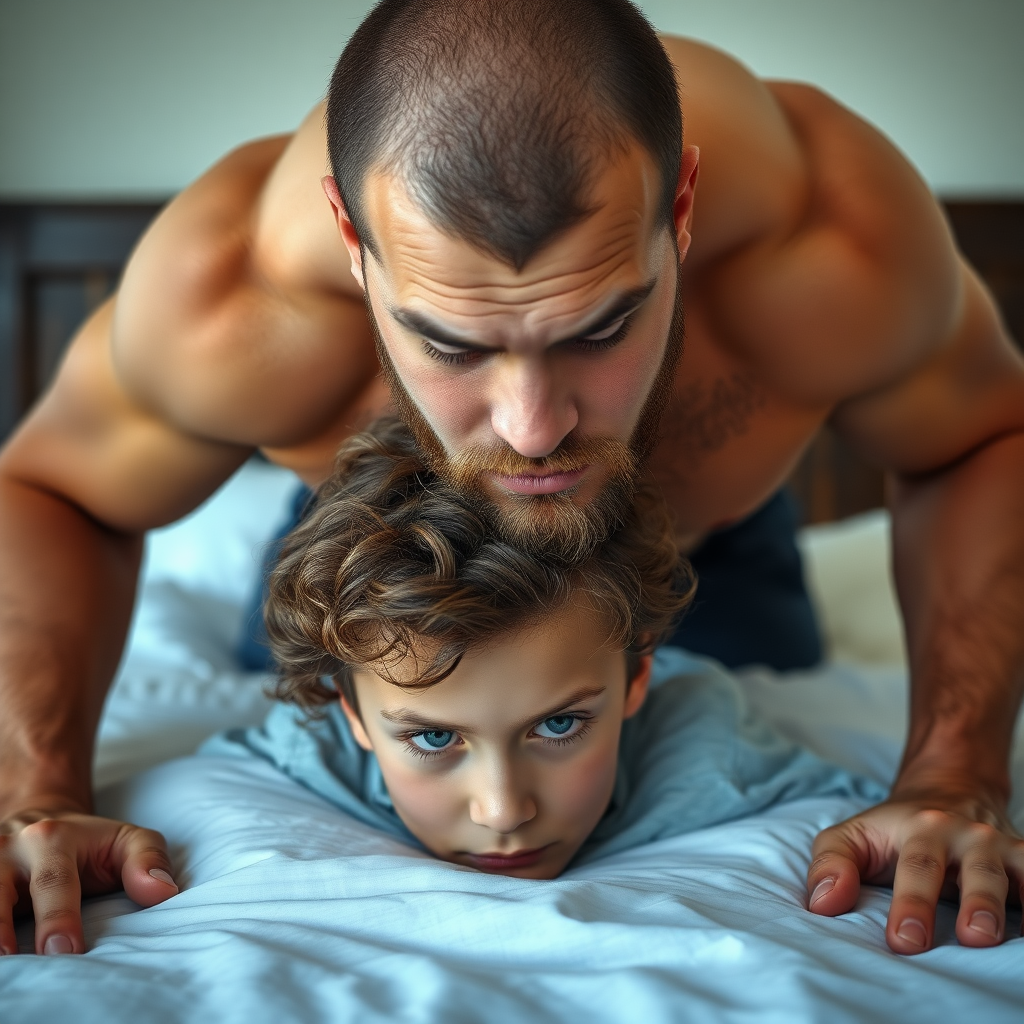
top-left (2, 459), bottom-right (1021, 1022)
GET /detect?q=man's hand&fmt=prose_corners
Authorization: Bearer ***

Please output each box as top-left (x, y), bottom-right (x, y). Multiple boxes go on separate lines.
top-left (0, 803), bottom-right (177, 955)
top-left (807, 786), bottom-right (1024, 954)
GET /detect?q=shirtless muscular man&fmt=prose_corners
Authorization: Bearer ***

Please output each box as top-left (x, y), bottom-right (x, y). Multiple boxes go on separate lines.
top-left (1, 0), bottom-right (1022, 958)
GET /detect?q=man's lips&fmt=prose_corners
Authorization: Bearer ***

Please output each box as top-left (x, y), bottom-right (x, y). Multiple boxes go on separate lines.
top-left (490, 467), bottom-right (588, 496)
top-left (460, 844), bottom-right (555, 870)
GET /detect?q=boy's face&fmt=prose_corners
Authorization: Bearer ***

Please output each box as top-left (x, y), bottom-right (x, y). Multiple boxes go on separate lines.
top-left (341, 600), bottom-right (650, 879)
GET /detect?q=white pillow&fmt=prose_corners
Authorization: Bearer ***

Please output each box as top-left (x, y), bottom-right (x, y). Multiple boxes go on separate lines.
top-left (97, 459), bottom-right (300, 787)
top-left (798, 510), bottom-right (906, 667)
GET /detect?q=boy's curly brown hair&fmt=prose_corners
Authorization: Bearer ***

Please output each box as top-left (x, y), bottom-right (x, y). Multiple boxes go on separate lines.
top-left (265, 417), bottom-right (694, 711)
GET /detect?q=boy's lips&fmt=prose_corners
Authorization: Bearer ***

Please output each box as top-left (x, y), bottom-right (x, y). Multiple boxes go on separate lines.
top-left (490, 467), bottom-right (588, 495)
top-left (460, 844), bottom-right (555, 870)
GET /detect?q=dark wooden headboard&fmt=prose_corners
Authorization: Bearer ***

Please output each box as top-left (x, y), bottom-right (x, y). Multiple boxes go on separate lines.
top-left (0, 203), bottom-right (165, 440)
top-left (1, 199), bottom-right (1021, 522)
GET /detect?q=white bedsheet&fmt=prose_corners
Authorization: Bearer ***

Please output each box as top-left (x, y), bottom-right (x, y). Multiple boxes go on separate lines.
top-left (5, 756), bottom-right (1022, 1023)
top-left (1, 461), bottom-right (1020, 1022)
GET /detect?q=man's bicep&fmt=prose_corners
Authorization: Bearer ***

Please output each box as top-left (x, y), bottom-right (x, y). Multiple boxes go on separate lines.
top-left (830, 262), bottom-right (1024, 475)
top-left (0, 298), bottom-right (252, 533)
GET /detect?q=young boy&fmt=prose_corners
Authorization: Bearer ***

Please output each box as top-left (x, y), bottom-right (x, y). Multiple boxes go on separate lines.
top-left (210, 418), bottom-right (880, 878)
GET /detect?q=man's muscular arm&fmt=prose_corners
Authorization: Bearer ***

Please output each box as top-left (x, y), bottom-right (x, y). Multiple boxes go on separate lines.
top-left (807, 261), bottom-right (1024, 953)
top-left (688, 71), bottom-right (1024, 953)
top-left (0, 299), bottom-right (253, 955)
top-left (0, 111), bottom-right (380, 954)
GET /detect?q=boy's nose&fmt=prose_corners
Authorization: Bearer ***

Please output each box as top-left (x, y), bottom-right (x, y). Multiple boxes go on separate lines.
top-left (468, 769), bottom-right (537, 834)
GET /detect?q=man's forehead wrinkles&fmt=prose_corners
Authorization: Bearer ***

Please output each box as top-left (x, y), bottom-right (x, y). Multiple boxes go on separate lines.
top-left (399, 259), bottom-right (638, 317)
top-left (367, 148), bottom-right (665, 346)
top-left (379, 180), bottom-right (644, 261)
top-left (389, 220), bottom-right (644, 296)
top-left (367, 143), bottom-right (659, 292)
top-left (391, 244), bottom-right (643, 322)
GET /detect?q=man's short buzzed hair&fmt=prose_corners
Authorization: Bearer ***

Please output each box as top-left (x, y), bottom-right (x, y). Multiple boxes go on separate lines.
top-left (327, 0), bottom-right (683, 270)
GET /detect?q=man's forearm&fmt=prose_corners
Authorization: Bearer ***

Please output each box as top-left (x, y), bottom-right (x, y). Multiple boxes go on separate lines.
top-left (0, 474), bottom-right (141, 815)
top-left (891, 429), bottom-right (1024, 801)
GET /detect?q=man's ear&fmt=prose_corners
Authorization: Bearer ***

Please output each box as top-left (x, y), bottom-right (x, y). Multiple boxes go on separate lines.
top-left (623, 654), bottom-right (653, 719)
top-left (673, 145), bottom-right (699, 262)
top-left (321, 175), bottom-right (366, 290)
top-left (339, 694), bottom-right (374, 751)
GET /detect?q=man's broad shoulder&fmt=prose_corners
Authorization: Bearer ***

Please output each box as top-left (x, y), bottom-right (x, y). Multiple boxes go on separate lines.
top-left (660, 36), bottom-right (809, 262)
top-left (112, 107), bottom-right (380, 470)
top-left (684, 68), bottom-right (960, 406)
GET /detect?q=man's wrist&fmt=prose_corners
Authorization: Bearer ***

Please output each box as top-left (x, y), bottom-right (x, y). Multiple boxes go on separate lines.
top-left (0, 755), bottom-right (94, 819)
top-left (893, 722), bottom-right (1011, 808)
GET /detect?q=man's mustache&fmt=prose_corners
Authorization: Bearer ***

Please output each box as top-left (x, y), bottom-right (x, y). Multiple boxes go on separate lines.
top-left (443, 433), bottom-right (638, 486)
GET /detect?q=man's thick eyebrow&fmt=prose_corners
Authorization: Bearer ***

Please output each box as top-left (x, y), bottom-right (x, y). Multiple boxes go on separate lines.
top-left (388, 281), bottom-right (657, 352)
top-left (379, 684), bottom-right (607, 734)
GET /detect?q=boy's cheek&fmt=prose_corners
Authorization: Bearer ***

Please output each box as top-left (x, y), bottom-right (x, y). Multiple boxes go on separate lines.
top-left (554, 741), bottom-right (621, 824)
top-left (378, 759), bottom-right (462, 843)
top-left (537, 734), bottom-right (622, 855)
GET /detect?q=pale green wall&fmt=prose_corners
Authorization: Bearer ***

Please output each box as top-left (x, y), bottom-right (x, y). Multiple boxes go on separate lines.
top-left (1, 0), bottom-right (1021, 199)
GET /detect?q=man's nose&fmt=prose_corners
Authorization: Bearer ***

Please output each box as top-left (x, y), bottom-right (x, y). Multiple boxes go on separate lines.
top-left (467, 764), bottom-right (537, 835)
top-left (489, 356), bottom-right (578, 459)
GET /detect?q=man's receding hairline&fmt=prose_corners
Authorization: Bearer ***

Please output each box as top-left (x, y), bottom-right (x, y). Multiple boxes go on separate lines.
top-left (327, 0), bottom-right (682, 270)
top-left (356, 134), bottom-right (669, 274)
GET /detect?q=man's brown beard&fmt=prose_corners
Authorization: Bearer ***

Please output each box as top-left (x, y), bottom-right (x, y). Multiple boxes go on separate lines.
top-left (367, 262), bottom-right (684, 564)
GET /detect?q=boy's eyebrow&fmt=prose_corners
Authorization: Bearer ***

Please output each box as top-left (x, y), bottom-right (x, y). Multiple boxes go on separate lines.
top-left (529, 685), bottom-right (608, 726)
top-left (379, 685), bottom-right (608, 734)
top-left (387, 281), bottom-right (656, 353)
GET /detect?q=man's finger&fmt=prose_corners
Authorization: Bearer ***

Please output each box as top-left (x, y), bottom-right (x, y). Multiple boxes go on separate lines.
top-left (20, 821), bottom-right (85, 955)
top-left (807, 824), bottom-right (868, 917)
top-left (887, 821), bottom-right (950, 954)
top-left (953, 824), bottom-right (1011, 948)
top-left (115, 826), bottom-right (178, 908)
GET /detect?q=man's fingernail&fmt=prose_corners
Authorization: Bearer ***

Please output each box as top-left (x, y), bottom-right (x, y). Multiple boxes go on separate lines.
top-left (896, 918), bottom-right (927, 948)
top-left (968, 910), bottom-right (999, 939)
top-left (149, 868), bottom-right (178, 891)
top-left (43, 934), bottom-right (73, 955)
top-left (810, 878), bottom-right (835, 906)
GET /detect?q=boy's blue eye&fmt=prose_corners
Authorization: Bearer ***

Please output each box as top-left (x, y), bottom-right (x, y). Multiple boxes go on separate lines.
top-left (545, 716), bottom-right (574, 734)
top-left (535, 715), bottom-right (579, 739)
top-left (411, 729), bottom-right (456, 751)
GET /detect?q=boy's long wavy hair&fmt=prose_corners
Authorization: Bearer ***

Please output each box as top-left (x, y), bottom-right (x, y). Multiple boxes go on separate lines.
top-left (266, 417), bottom-right (694, 711)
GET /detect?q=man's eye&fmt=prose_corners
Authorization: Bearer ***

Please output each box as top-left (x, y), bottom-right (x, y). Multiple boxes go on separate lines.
top-left (570, 313), bottom-right (634, 353)
top-left (428, 339), bottom-right (470, 355)
top-left (410, 729), bottom-right (458, 752)
top-left (534, 715), bottom-right (582, 740)
top-left (422, 340), bottom-right (477, 366)
top-left (583, 317), bottom-right (627, 342)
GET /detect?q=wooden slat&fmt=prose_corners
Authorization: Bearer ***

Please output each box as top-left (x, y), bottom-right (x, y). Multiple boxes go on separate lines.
top-left (0, 203), bottom-right (163, 436)
top-left (945, 201), bottom-right (1024, 348)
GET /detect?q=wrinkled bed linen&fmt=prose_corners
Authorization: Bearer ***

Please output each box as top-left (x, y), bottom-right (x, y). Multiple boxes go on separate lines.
top-left (3, 753), bottom-right (1021, 1024)
top-left (3, 462), bottom-right (1020, 1023)
top-left (205, 647), bottom-right (885, 863)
